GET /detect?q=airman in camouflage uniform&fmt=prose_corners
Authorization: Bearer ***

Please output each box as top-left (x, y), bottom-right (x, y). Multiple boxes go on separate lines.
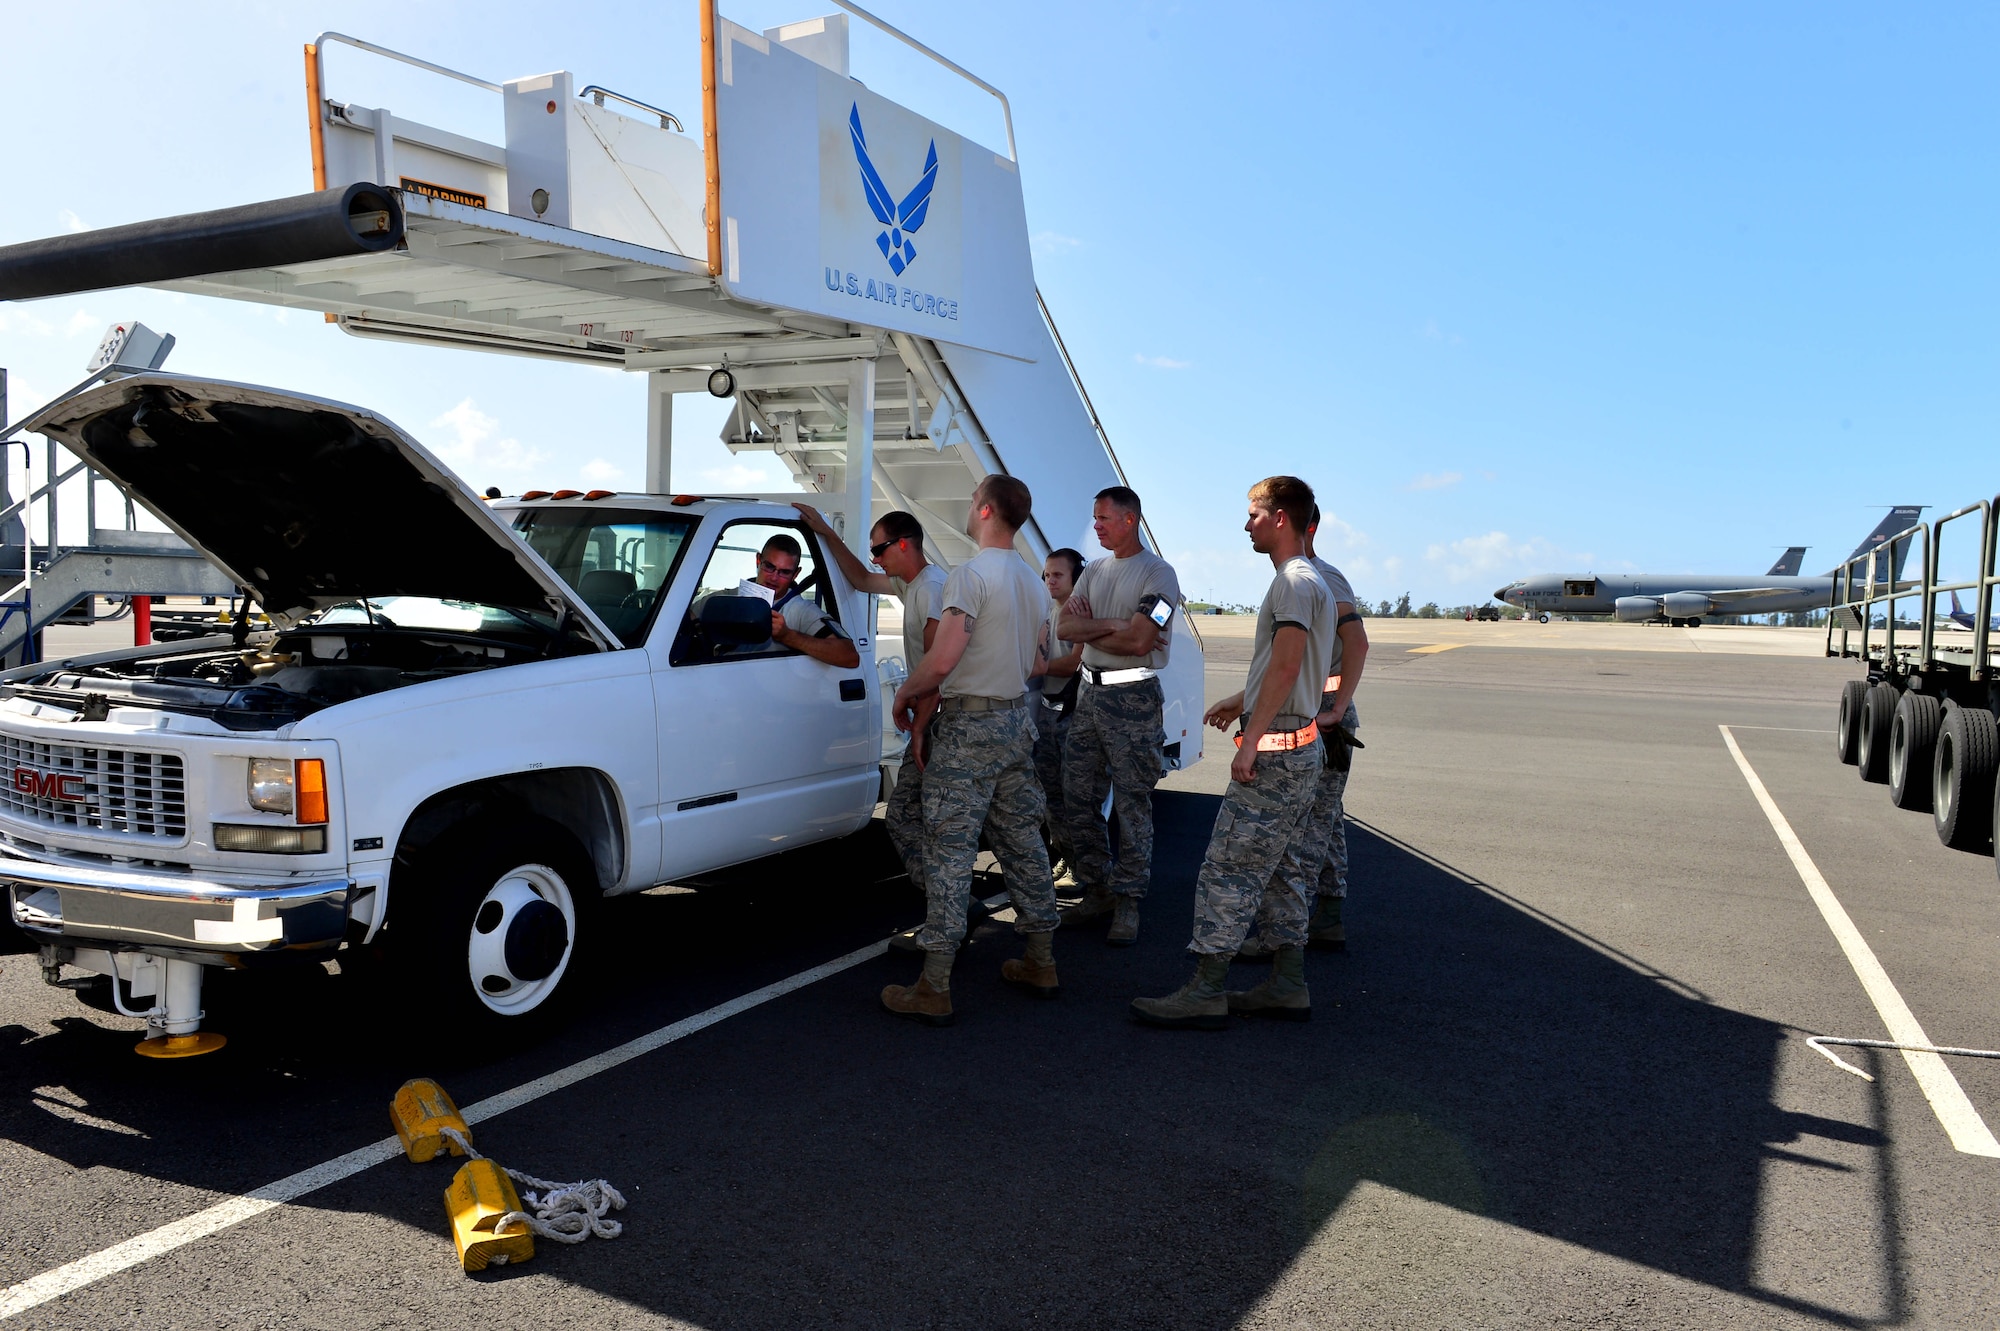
top-left (882, 476), bottom-right (1061, 1026)
top-left (1133, 476), bottom-right (1334, 1030)
top-left (1241, 510), bottom-right (1370, 957)
top-left (1058, 487), bottom-right (1181, 946)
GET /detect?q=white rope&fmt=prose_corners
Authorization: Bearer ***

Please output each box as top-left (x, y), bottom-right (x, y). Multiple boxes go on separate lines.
top-left (439, 1127), bottom-right (626, 1251)
top-left (1807, 1035), bottom-right (2000, 1082)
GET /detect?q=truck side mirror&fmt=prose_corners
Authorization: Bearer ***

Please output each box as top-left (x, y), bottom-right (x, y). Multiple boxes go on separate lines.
top-left (697, 594), bottom-right (774, 646)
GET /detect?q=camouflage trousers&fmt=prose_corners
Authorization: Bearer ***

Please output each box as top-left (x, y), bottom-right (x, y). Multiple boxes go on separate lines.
top-left (1031, 697), bottom-right (1072, 866)
top-left (1252, 703), bottom-right (1355, 944)
top-left (1060, 677), bottom-right (1165, 898)
top-left (884, 745), bottom-right (928, 896)
top-left (1189, 741), bottom-right (1322, 955)
top-left (917, 707), bottom-right (1060, 954)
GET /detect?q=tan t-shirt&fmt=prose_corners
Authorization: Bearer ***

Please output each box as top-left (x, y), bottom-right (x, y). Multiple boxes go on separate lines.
top-left (1243, 556), bottom-right (1335, 726)
top-left (1310, 555), bottom-right (1360, 727)
top-left (889, 564), bottom-right (948, 676)
top-left (1040, 603), bottom-right (1077, 698)
top-left (1074, 548), bottom-right (1180, 670)
top-left (939, 547), bottom-right (1044, 701)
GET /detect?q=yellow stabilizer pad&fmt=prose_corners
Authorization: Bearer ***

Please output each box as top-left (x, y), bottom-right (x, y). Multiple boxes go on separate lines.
top-left (446, 1159), bottom-right (534, 1271)
top-left (392, 1078), bottom-right (471, 1162)
top-left (135, 1032), bottom-right (227, 1058)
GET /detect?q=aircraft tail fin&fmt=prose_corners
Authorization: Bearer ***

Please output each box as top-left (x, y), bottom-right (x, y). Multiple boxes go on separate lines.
top-left (1844, 505), bottom-right (1925, 567)
top-left (1766, 546), bottom-right (1807, 577)
top-left (1951, 590), bottom-right (1966, 618)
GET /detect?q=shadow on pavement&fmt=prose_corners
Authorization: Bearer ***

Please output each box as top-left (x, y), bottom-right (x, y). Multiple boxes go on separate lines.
top-left (1, 793), bottom-right (1896, 1327)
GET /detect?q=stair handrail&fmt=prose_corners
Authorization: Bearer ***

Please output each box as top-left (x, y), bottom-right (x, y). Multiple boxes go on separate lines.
top-left (828, 1), bottom-right (1018, 161)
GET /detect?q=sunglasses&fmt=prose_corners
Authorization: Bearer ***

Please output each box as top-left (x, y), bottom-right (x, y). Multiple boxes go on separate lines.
top-left (868, 538), bottom-right (899, 557)
top-left (759, 560), bottom-right (799, 579)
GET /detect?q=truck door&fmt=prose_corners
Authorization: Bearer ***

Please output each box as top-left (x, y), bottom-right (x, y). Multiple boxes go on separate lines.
top-left (651, 516), bottom-right (877, 878)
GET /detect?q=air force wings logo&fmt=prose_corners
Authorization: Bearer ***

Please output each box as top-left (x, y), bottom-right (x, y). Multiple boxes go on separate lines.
top-left (850, 103), bottom-right (937, 277)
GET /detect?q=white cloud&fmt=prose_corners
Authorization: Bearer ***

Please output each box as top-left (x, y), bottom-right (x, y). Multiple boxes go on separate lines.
top-left (63, 310), bottom-right (101, 338)
top-left (580, 458), bottom-right (625, 485)
top-left (1407, 470), bottom-right (1463, 492)
top-left (1133, 353), bottom-right (1191, 370)
top-left (1420, 319), bottom-right (1464, 346)
top-left (0, 309), bottom-right (55, 338)
top-left (1312, 510), bottom-right (1370, 553)
top-left (57, 209), bottom-right (87, 233)
top-left (1424, 531), bottom-right (1587, 582)
top-left (427, 399), bottom-right (548, 480)
top-left (1032, 231), bottom-right (1082, 255)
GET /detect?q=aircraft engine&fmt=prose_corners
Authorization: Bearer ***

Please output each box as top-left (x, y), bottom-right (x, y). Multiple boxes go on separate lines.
top-left (1613, 596), bottom-right (1664, 622)
top-left (1661, 592), bottom-right (1717, 619)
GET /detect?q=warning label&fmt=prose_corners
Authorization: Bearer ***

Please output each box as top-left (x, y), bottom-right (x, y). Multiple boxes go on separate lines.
top-left (399, 177), bottom-right (487, 209)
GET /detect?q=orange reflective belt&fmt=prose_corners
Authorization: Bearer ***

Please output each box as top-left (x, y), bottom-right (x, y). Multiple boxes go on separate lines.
top-left (1233, 720), bottom-right (1321, 753)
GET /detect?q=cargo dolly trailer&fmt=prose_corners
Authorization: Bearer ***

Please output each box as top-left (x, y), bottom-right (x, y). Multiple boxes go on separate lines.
top-left (1829, 497), bottom-right (2000, 865)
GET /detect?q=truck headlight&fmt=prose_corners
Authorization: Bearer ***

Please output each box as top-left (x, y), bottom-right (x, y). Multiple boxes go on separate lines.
top-left (247, 758), bottom-right (329, 824)
top-left (248, 759), bottom-right (294, 814)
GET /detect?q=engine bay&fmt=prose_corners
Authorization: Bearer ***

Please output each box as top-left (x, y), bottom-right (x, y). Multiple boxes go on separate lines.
top-left (4, 623), bottom-right (551, 731)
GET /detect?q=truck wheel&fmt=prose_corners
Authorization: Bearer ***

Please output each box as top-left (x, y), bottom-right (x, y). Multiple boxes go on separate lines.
top-left (1933, 706), bottom-right (1998, 852)
top-left (1889, 691), bottom-right (1942, 811)
top-left (1836, 680), bottom-right (1867, 765)
top-left (395, 818), bottom-right (597, 1039)
top-left (1856, 683), bottom-right (1898, 784)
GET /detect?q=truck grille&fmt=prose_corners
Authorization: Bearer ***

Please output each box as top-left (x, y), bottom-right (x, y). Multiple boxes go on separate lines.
top-left (0, 737), bottom-right (187, 839)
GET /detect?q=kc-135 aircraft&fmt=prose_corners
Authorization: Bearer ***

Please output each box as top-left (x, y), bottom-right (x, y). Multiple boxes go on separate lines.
top-left (1494, 506), bottom-right (1923, 626)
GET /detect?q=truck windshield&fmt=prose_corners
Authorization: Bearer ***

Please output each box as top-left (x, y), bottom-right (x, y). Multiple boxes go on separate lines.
top-left (512, 508), bottom-right (698, 647)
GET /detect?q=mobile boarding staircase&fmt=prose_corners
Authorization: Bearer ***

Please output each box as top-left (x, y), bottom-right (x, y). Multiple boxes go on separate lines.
top-left (0, 6), bottom-right (1206, 766)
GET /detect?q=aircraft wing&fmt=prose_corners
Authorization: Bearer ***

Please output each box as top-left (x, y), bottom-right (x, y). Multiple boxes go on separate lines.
top-left (1698, 587), bottom-right (1799, 603)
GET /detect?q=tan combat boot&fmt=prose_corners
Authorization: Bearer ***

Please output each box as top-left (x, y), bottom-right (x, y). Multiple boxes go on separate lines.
top-left (1106, 895), bottom-right (1140, 947)
top-left (1129, 955), bottom-right (1232, 1029)
top-left (1000, 931), bottom-right (1060, 999)
top-left (1307, 896), bottom-right (1345, 951)
top-left (881, 950), bottom-right (955, 1026)
top-left (1227, 946), bottom-right (1311, 1021)
top-left (1060, 886), bottom-right (1115, 926)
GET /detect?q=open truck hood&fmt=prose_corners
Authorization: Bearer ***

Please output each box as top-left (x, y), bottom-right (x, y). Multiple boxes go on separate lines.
top-left (24, 374), bottom-right (617, 647)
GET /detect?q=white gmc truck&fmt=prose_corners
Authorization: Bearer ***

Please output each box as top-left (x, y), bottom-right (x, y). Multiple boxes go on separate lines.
top-left (3, 374), bottom-right (890, 1051)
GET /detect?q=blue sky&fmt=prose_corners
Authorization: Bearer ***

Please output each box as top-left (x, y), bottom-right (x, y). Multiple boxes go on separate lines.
top-left (4, 3), bottom-right (1995, 607)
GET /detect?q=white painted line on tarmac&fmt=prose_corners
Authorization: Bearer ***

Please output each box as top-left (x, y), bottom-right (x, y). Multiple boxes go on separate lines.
top-left (1719, 725), bottom-right (2000, 1158)
top-left (0, 938), bottom-right (890, 1320)
top-left (1728, 726), bottom-right (1835, 734)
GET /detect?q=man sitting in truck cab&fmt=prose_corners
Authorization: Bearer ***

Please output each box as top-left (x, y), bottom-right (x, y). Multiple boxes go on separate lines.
top-left (748, 534), bottom-right (860, 669)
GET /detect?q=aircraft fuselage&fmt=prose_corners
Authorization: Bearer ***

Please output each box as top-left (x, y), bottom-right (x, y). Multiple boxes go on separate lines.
top-left (1496, 573), bottom-right (1832, 619)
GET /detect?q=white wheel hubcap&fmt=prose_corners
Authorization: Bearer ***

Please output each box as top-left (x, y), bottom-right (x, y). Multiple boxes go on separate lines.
top-left (465, 863), bottom-right (576, 1015)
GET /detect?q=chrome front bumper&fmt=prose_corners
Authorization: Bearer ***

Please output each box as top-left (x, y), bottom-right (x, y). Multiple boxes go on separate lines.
top-left (2, 849), bottom-right (352, 953)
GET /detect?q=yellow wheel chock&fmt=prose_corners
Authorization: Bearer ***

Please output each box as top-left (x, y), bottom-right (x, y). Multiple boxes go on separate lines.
top-left (445, 1158), bottom-right (536, 1271)
top-left (391, 1078), bottom-right (473, 1163)
top-left (392, 1077), bottom-right (623, 1272)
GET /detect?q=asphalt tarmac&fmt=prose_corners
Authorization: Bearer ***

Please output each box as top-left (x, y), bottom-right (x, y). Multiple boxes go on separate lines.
top-left (4, 629), bottom-right (1998, 1328)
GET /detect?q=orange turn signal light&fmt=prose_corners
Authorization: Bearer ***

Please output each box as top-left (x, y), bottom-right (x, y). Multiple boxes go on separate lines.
top-left (296, 759), bottom-right (328, 826)
top-left (583, 489), bottom-right (615, 500)
top-left (550, 489), bottom-right (582, 500)
top-left (671, 494), bottom-right (703, 506)
top-left (520, 490), bottom-right (551, 501)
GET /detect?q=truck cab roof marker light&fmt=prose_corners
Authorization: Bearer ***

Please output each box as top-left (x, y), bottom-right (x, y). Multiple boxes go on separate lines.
top-left (520, 490), bottom-right (552, 501)
top-left (550, 489), bottom-right (583, 500)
